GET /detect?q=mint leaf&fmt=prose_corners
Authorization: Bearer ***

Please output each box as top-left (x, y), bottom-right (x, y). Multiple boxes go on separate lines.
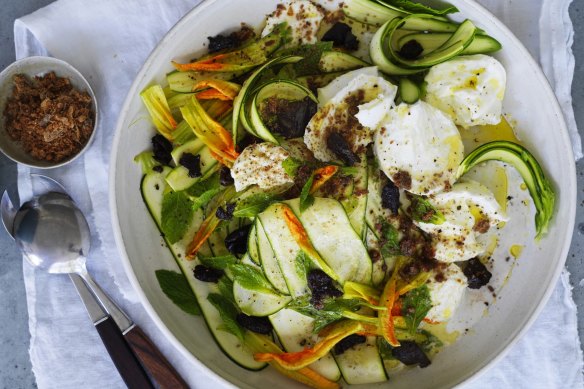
top-left (228, 263), bottom-right (274, 293)
top-left (379, 219), bottom-right (400, 257)
top-left (233, 193), bottom-right (281, 218)
top-left (402, 285), bottom-right (433, 334)
top-left (282, 157), bottom-right (303, 177)
top-left (410, 195), bottom-right (445, 224)
top-left (217, 276), bottom-right (235, 303)
top-left (299, 174), bottom-right (315, 212)
top-left (207, 293), bottom-right (245, 341)
top-left (378, 0), bottom-right (458, 15)
top-left (161, 191), bottom-right (194, 244)
top-left (288, 296), bottom-right (360, 333)
top-left (295, 251), bottom-right (311, 280)
top-left (199, 254), bottom-right (238, 270)
top-left (186, 172), bottom-right (220, 196)
top-left (185, 172), bottom-right (222, 211)
top-left (155, 270), bottom-right (200, 315)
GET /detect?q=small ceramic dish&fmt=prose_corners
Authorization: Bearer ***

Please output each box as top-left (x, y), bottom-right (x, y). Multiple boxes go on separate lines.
top-left (0, 56), bottom-right (98, 169)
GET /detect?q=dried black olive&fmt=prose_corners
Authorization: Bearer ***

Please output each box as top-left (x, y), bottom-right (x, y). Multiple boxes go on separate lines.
top-left (322, 23), bottom-right (359, 51)
top-left (381, 180), bottom-right (400, 215)
top-left (326, 132), bottom-right (360, 166)
top-left (399, 40), bottom-right (424, 60)
top-left (224, 224), bottom-right (251, 255)
top-left (307, 269), bottom-right (343, 309)
top-left (220, 166), bottom-right (234, 186)
top-left (236, 313), bottom-right (273, 334)
top-left (261, 97), bottom-right (317, 139)
top-left (333, 334), bottom-right (367, 355)
top-left (151, 134), bottom-right (173, 165)
top-left (193, 265), bottom-right (224, 283)
top-left (391, 341), bottom-right (431, 368)
top-left (179, 153), bottom-right (202, 178)
top-left (207, 34), bottom-right (238, 53)
top-left (216, 202), bottom-right (236, 221)
top-left (152, 165), bottom-right (163, 173)
top-left (463, 257), bottom-right (492, 289)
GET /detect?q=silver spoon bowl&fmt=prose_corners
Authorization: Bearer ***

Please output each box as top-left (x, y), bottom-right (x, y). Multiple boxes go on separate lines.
top-left (13, 191), bottom-right (90, 274)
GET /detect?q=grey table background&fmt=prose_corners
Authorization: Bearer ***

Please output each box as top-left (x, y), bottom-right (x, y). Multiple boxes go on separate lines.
top-left (0, 1), bottom-right (583, 388)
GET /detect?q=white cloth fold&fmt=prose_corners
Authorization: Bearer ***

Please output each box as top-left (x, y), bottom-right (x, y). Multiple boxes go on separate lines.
top-left (12, 0), bottom-right (583, 388)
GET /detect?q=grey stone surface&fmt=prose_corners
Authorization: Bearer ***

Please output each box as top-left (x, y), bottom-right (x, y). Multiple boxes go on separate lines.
top-left (0, 2), bottom-right (52, 388)
top-left (0, 1), bottom-right (583, 388)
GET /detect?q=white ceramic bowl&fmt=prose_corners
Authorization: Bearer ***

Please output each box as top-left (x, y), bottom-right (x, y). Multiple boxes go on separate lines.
top-left (110, 1), bottom-right (577, 388)
top-left (0, 56), bottom-right (98, 168)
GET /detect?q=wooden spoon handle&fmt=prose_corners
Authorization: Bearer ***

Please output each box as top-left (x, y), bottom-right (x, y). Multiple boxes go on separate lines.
top-left (94, 317), bottom-right (154, 389)
top-left (124, 325), bottom-right (189, 389)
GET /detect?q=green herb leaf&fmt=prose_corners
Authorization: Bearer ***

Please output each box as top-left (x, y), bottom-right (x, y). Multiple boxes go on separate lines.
top-left (207, 293), bottom-right (245, 341)
top-left (155, 270), bottom-right (201, 315)
top-left (377, 337), bottom-right (395, 360)
top-left (228, 263), bottom-right (274, 293)
top-left (282, 157), bottom-right (303, 178)
top-left (294, 251), bottom-right (312, 280)
top-left (299, 174), bottom-right (315, 212)
top-left (233, 193), bottom-right (281, 218)
top-left (288, 296), bottom-right (361, 333)
top-left (279, 42), bottom-right (333, 76)
top-left (410, 195), bottom-right (445, 224)
top-left (199, 254), bottom-right (238, 270)
top-left (379, 0), bottom-right (458, 15)
top-left (379, 219), bottom-right (400, 257)
top-left (187, 172), bottom-right (221, 196)
top-left (161, 191), bottom-right (194, 244)
top-left (402, 285), bottom-right (433, 334)
top-left (217, 276), bottom-right (236, 303)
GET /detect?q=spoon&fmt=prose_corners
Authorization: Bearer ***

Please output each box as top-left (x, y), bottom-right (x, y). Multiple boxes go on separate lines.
top-left (1, 175), bottom-right (187, 389)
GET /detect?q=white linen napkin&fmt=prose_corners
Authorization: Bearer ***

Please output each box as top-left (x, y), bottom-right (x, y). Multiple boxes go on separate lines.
top-left (12, 0), bottom-right (583, 387)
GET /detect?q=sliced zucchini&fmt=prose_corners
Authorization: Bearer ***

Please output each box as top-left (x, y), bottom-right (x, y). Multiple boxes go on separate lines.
top-left (232, 55), bottom-right (303, 142)
top-left (342, 161), bottom-right (369, 239)
top-left (370, 19), bottom-right (423, 75)
top-left (389, 19), bottom-right (477, 68)
top-left (140, 169), bottom-right (265, 370)
top-left (457, 141), bottom-right (555, 239)
top-left (165, 146), bottom-right (219, 191)
top-left (256, 218), bottom-right (290, 295)
top-left (233, 280), bottom-right (291, 317)
top-left (333, 336), bottom-right (388, 384)
top-left (248, 79), bottom-right (317, 144)
top-left (398, 77), bottom-right (420, 104)
top-left (286, 198), bottom-right (372, 285)
top-left (397, 32), bottom-right (502, 56)
top-left (318, 51), bottom-right (370, 73)
top-left (170, 138), bottom-right (204, 165)
top-left (343, 0), bottom-right (406, 26)
top-left (270, 309), bottom-right (341, 381)
top-left (365, 228), bottom-right (388, 286)
top-left (399, 14), bottom-right (459, 32)
top-left (247, 222), bottom-right (260, 265)
top-left (258, 203), bottom-right (310, 297)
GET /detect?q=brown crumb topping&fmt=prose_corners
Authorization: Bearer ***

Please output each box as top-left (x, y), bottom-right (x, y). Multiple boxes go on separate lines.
top-left (4, 72), bottom-right (94, 162)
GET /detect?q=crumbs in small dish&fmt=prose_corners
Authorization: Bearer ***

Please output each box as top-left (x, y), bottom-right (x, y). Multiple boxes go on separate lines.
top-left (4, 72), bottom-right (94, 162)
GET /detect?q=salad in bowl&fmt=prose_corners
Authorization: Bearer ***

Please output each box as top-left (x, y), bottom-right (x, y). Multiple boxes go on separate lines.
top-left (132, 0), bottom-right (556, 387)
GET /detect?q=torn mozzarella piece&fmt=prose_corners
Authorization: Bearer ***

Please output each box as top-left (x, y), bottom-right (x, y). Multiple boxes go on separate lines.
top-left (261, 0), bottom-right (325, 47)
top-left (417, 180), bottom-right (508, 263)
top-left (424, 54), bottom-right (506, 128)
top-left (305, 68), bottom-right (397, 162)
top-left (231, 143), bottom-right (294, 192)
top-left (372, 101), bottom-right (463, 195)
top-left (425, 264), bottom-right (468, 322)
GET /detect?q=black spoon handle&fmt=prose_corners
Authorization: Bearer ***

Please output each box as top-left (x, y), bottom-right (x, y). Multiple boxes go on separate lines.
top-left (95, 316), bottom-right (155, 389)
